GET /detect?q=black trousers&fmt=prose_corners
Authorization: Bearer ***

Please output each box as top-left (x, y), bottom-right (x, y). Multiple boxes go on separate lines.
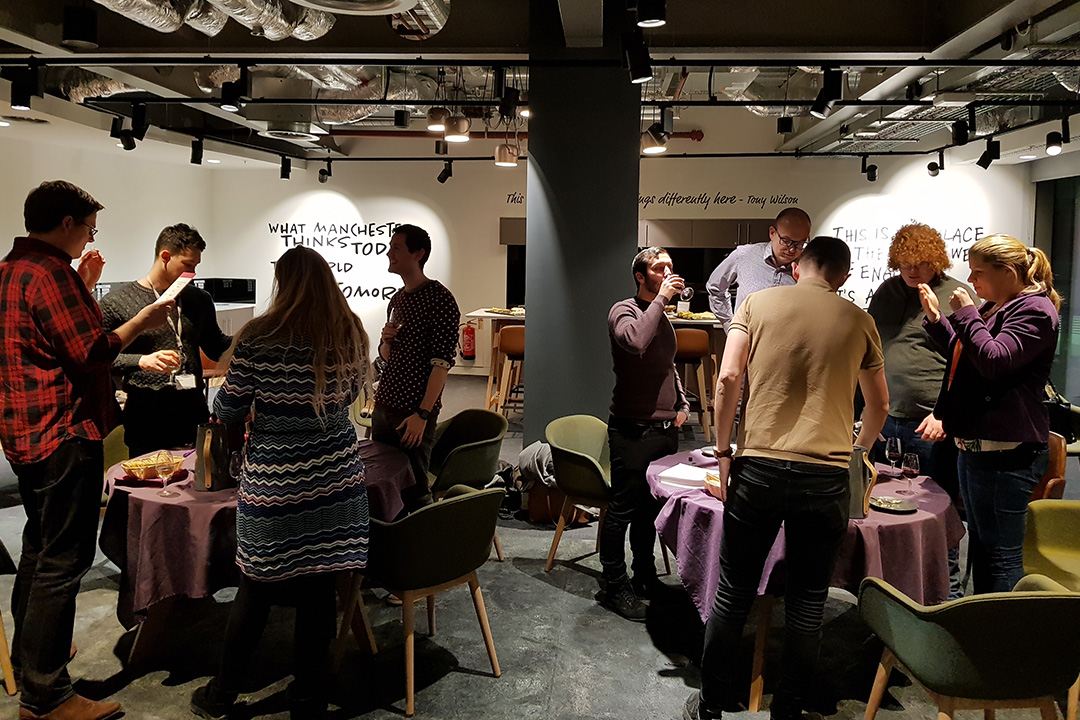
top-left (599, 420), bottom-right (678, 582)
top-left (123, 386), bottom-right (210, 457)
top-left (699, 456), bottom-right (849, 718)
top-left (11, 438), bottom-right (104, 714)
top-left (215, 573), bottom-right (337, 699)
top-left (371, 406), bottom-right (438, 510)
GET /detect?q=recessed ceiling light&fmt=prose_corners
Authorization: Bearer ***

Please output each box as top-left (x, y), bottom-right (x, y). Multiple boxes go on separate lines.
top-left (116, 142), bottom-right (124, 148)
top-left (0, 119), bottom-right (9, 128)
top-left (207, 158), bottom-right (221, 164)
top-left (1018, 154), bottom-right (1038, 160)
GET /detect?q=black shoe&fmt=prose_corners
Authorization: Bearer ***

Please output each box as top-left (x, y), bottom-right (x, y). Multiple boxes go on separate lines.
top-left (684, 691), bottom-right (722, 720)
top-left (190, 681), bottom-right (237, 720)
top-left (596, 577), bottom-right (647, 621)
top-left (632, 572), bottom-right (680, 602)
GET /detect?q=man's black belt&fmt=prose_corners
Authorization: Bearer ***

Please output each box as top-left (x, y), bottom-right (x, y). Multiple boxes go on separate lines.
top-left (608, 416), bottom-right (674, 432)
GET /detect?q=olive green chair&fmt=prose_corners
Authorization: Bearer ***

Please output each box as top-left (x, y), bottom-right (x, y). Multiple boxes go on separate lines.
top-left (425, 409), bottom-right (508, 560)
top-left (1024, 499), bottom-right (1080, 592)
top-left (859, 575), bottom-right (1080, 720)
top-left (334, 486), bottom-right (504, 717)
top-left (543, 415), bottom-right (672, 574)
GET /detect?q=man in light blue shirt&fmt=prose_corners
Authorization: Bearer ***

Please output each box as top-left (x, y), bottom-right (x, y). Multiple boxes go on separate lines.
top-left (706, 207), bottom-right (812, 331)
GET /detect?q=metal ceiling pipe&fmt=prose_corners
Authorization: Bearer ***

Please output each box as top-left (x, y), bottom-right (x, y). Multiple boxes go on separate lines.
top-left (54, 67), bottom-right (140, 104)
top-left (89, 0), bottom-right (186, 33)
top-left (185, 0), bottom-right (229, 36)
top-left (204, 0), bottom-right (335, 41)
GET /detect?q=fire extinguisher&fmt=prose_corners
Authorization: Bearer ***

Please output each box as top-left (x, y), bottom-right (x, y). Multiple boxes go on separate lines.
top-left (460, 320), bottom-right (477, 361)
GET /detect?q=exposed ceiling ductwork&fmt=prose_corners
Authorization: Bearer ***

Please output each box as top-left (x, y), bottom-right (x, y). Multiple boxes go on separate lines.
top-left (91, 0), bottom-right (336, 40)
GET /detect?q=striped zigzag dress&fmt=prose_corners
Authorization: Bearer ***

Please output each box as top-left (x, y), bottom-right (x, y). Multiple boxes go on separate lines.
top-left (213, 337), bottom-right (369, 581)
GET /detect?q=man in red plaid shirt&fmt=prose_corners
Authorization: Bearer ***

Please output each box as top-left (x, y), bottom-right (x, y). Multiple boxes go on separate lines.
top-left (0, 181), bottom-right (172, 720)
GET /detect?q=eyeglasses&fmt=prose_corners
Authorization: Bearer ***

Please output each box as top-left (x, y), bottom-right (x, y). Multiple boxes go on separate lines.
top-left (776, 235), bottom-right (807, 250)
top-left (898, 262), bottom-right (932, 272)
top-left (81, 222), bottom-right (98, 238)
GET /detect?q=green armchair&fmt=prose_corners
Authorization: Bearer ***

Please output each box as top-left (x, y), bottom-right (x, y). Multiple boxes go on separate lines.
top-left (544, 415), bottom-right (611, 572)
top-left (334, 485), bottom-right (505, 717)
top-left (1024, 499), bottom-right (1080, 592)
top-left (425, 409), bottom-right (508, 560)
top-left (859, 575), bottom-right (1080, 720)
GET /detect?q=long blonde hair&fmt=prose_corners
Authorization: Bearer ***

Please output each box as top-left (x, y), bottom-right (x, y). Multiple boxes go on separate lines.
top-left (222, 246), bottom-right (370, 415)
top-left (969, 234), bottom-right (1062, 311)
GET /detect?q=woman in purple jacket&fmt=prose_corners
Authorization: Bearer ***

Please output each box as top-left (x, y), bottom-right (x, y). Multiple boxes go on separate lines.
top-left (919, 234), bottom-right (1060, 594)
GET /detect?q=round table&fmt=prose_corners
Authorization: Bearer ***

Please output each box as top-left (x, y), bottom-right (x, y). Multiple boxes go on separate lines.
top-left (100, 440), bottom-right (417, 629)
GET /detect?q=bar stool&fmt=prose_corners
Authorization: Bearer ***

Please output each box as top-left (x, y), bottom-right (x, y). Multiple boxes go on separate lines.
top-left (674, 328), bottom-right (712, 443)
top-left (496, 325), bottom-right (525, 419)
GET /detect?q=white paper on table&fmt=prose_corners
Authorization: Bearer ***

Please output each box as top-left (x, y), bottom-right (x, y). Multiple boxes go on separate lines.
top-left (658, 463), bottom-right (710, 488)
top-left (154, 272), bottom-right (195, 304)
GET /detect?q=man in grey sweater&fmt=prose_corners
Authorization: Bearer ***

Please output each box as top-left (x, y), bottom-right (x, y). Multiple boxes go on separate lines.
top-left (602, 247), bottom-right (690, 621)
top-left (101, 224), bottom-right (231, 457)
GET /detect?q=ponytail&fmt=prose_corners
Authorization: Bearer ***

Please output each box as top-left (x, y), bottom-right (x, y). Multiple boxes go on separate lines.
top-left (971, 235), bottom-right (1063, 311)
top-left (1027, 247), bottom-right (1062, 310)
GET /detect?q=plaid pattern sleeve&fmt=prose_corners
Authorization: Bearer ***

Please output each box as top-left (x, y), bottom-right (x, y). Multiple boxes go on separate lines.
top-left (0, 238), bottom-right (122, 465)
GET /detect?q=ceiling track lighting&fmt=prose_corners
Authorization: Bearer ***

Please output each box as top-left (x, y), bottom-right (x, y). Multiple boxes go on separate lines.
top-left (427, 106), bottom-right (450, 132)
top-left (494, 143), bottom-right (519, 167)
top-left (444, 114), bottom-right (470, 143)
top-left (623, 29), bottom-right (653, 85)
top-left (109, 115), bottom-right (124, 139)
top-left (519, 91), bottom-right (530, 119)
top-left (777, 116), bottom-right (794, 134)
top-left (61, 5), bottom-right (98, 49)
top-left (434, 139), bottom-right (448, 155)
top-left (951, 119), bottom-right (969, 146)
top-left (394, 109), bottom-right (410, 128)
top-left (641, 122), bottom-right (668, 154)
top-left (131, 102), bottom-right (148, 140)
top-left (9, 79), bottom-right (32, 111)
top-left (219, 80), bottom-right (242, 113)
top-left (280, 156), bottom-right (291, 180)
top-left (1046, 116), bottom-right (1070, 156)
top-left (318, 160), bottom-right (332, 183)
top-left (437, 160), bottom-right (453, 184)
top-left (117, 129), bottom-right (136, 151)
top-left (499, 86), bottom-right (520, 121)
top-left (809, 67), bottom-right (842, 120)
top-left (976, 138), bottom-right (1000, 169)
top-left (190, 138), bottom-right (203, 165)
top-left (636, 0), bottom-right (666, 28)
top-left (928, 149), bottom-right (945, 177)
top-left (967, 105), bottom-right (978, 137)
top-left (860, 155), bottom-right (877, 182)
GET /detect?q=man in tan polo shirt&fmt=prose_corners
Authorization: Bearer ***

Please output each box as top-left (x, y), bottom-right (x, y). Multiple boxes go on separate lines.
top-left (684, 237), bottom-right (889, 720)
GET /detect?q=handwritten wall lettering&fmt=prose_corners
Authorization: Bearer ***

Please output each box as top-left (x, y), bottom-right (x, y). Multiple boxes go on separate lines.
top-left (638, 191), bottom-right (799, 211)
top-left (506, 192), bottom-right (524, 204)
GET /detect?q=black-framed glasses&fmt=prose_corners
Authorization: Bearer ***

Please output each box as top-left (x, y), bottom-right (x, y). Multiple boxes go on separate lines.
top-left (776, 235), bottom-right (806, 250)
top-left (81, 221), bottom-right (98, 238)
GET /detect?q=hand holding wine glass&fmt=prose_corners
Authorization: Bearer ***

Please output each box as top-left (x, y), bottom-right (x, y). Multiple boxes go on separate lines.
top-left (898, 452), bottom-right (920, 496)
top-left (680, 286), bottom-right (695, 302)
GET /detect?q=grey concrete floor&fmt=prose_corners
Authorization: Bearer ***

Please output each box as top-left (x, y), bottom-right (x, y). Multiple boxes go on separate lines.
top-left (0, 375), bottom-right (1062, 719)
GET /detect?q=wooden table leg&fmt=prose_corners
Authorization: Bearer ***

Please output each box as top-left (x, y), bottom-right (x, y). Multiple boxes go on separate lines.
top-left (749, 594), bottom-right (774, 713)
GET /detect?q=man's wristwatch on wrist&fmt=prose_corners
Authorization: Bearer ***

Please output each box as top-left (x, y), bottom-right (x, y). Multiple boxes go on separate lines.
top-left (415, 408), bottom-right (431, 421)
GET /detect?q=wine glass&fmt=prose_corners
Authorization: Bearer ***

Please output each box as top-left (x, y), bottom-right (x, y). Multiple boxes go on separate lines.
top-left (228, 450), bottom-right (244, 479)
top-left (885, 437), bottom-right (902, 475)
top-left (156, 457), bottom-right (179, 498)
top-left (680, 286), bottom-right (695, 301)
top-left (898, 453), bottom-right (920, 496)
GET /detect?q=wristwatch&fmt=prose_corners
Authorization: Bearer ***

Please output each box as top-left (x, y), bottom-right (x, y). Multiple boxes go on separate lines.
top-left (416, 408), bottom-right (431, 421)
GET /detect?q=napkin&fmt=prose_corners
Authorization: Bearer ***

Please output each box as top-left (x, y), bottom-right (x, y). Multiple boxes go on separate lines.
top-left (658, 463), bottom-right (710, 488)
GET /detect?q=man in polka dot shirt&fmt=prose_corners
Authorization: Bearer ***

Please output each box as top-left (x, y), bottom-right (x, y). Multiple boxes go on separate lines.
top-left (373, 224), bottom-right (460, 509)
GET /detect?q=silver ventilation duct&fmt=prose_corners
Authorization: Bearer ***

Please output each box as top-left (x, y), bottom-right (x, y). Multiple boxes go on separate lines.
top-left (90, 0), bottom-right (185, 33)
top-left (185, 0), bottom-right (229, 35)
top-left (289, 0), bottom-right (416, 15)
top-left (315, 70), bottom-right (436, 125)
top-left (414, 0), bottom-right (448, 28)
top-left (204, 0), bottom-right (335, 40)
top-left (54, 68), bottom-right (141, 105)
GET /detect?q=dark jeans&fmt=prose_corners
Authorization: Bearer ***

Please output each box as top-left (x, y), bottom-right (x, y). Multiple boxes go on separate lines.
top-left (371, 405), bottom-right (438, 511)
top-left (958, 443), bottom-right (1047, 594)
top-left (699, 457), bottom-right (849, 719)
top-left (215, 573), bottom-right (337, 699)
top-left (599, 419), bottom-right (678, 582)
top-left (872, 415), bottom-right (960, 504)
top-left (124, 386), bottom-right (210, 457)
top-left (10, 438), bottom-right (104, 714)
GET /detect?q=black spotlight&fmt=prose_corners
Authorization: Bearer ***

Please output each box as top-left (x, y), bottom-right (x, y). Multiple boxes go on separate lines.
top-left (623, 30), bottom-right (653, 85)
top-left (190, 138), bottom-right (203, 165)
top-left (437, 160), bottom-right (453, 184)
top-left (976, 138), bottom-right (1000, 170)
top-left (636, 0), bottom-right (666, 28)
top-left (434, 139), bottom-right (449, 156)
top-left (927, 161), bottom-right (940, 177)
top-left (10, 79), bottom-right (32, 111)
top-left (809, 67), bottom-right (841, 120)
top-left (1046, 131), bottom-right (1063, 156)
top-left (951, 119), bottom-right (969, 146)
top-left (109, 115), bottom-right (124, 139)
top-left (660, 105), bottom-right (674, 134)
top-left (865, 164), bottom-right (878, 182)
top-left (118, 129), bottom-right (136, 151)
top-left (777, 116), bottom-right (794, 134)
top-left (220, 81), bottom-right (241, 113)
top-left (498, 86), bottom-right (520, 120)
top-left (318, 160), bottom-right (332, 183)
top-left (131, 103), bottom-right (148, 140)
top-left (394, 109), bottom-right (410, 128)
top-left (280, 156), bottom-right (291, 180)
top-left (61, 5), bottom-right (98, 50)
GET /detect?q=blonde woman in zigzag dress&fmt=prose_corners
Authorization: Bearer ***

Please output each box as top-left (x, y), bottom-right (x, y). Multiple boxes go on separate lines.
top-left (191, 246), bottom-right (371, 720)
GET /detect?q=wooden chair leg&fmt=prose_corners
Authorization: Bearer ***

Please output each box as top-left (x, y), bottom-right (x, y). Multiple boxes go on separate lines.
top-left (545, 497), bottom-right (573, 572)
top-left (426, 594), bottom-right (436, 637)
top-left (353, 590), bottom-right (378, 655)
top-left (936, 694), bottom-right (955, 720)
top-left (333, 573), bottom-right (362, 671)
top-left (661, 542), bottom-right (672, 576)
top-left (0, 609), bottom-right (15, 696)
top-left (864, 648), bottom-right (896, 720)
top-left (1068, 676), bottom-right (1078, 720)
top-left (492, 529), bottom-right (505, 562)
top-left (696, 361), bottom-right (712, 444)
top-left (403, 591), bottom-right (416, 717)
top-left (497, 356), bottom-right (514, 418)
top-left (485, 330), bottom-right (501, 411)
top-left (468, 572), bottom-right (501, 678)
top-left (1041, 699), bottom-right (1061, 720)
top-left (749, 595), bottom-right (774, 713)
top-left (595, 505), bottom-right (607, 553)
top-left (984, 710), bottom-right (996, 720)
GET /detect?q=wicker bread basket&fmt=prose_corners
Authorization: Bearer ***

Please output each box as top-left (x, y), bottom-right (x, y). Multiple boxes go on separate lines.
top-left (121, 451), bottom-right (184, 480)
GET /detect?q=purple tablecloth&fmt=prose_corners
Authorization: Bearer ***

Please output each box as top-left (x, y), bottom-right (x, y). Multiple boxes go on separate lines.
top-left (100, 440), bottom-right (416, 628)
top-left (648, 449), bottom-right (966, 623)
